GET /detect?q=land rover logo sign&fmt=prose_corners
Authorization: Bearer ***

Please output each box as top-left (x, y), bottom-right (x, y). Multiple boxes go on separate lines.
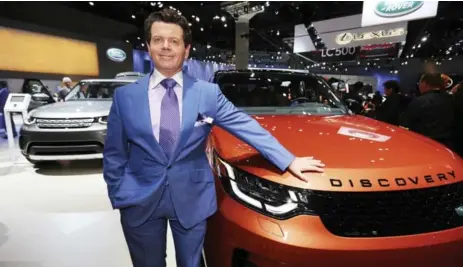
top-left (456, 206), bottom-right (463, 217)
top-left (106, 48), bottom-right (127, 62)
top-left (374, 1), bottom-right (424, 18)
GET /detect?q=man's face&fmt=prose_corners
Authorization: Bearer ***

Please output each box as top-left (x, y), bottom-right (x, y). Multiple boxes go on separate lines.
top-left (147, 22), bottom-right (190, 76)
top-left (64, 82), bottom-right (71, 88)
top-left (419, 81), bottom-right (428, 93)
top-left (384, 87), bottom-right (392, 96)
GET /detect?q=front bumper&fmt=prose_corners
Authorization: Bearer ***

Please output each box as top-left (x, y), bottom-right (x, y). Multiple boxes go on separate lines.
top-left (19, 124), bottom-right (107, 161)
top-left (204, 183), bottom-right (463, 267)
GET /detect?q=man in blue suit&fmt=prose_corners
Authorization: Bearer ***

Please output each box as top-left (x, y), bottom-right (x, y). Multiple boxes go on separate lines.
top-left (103, 9), bottom-right (325, 267)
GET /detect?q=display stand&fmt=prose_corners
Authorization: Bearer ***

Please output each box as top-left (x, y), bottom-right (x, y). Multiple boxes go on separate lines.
top-left (3, 94), bottom-right (31, 149)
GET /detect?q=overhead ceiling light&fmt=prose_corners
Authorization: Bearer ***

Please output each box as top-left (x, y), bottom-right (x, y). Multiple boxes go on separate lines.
top-left (158, 3), bottom-right (163, 8)
top-left (265, 1), bottom-right (270, 7)
top-left (421, 36), bottom-right (428, 42)
top-left (131, 15), bottom-right (136, 19)
top-left (276, 30), bottom-right (280, 36)
top-left (224, 24), bottom-right (227, 27)
top-left (394, 70), bottom-right (398, 74)
top-left (196, 17), bottom-right (200, 22)
top-left (89, 2), bottom-right (94, 6)
top-left (141, 43), bottom-right (145, 47)
top-left (221, 16), bottom-right (226, 22)
top-left (449, 57), bottom-right (452, 60)
top-left (151, 2), bottom-right (155, 6)
top-left (193, 47), bottom-right (196, 51)
top-left (137, 37), bottom-right (141, 40)
top-left (188, 23), bottom-right (192, 27)
top-left (200, 27), bottom-right (204, 31)
top-left (126, 40), bottom-right (129, 43)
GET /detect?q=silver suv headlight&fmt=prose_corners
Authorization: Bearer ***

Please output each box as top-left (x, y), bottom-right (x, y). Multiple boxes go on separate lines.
top-left (23, 116), bottom-right (36, 125)
top-left (97, 116), bottom-right (108, 125)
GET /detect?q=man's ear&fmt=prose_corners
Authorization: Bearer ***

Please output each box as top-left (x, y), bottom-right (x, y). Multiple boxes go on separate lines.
top-left (184, 44), bottom-right (191, 59)
top-left (146, 42), bottom-right (152, 57)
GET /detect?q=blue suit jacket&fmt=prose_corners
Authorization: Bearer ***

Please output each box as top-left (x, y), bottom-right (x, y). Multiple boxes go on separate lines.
top-left (103, 72), bottom-right (295, 229)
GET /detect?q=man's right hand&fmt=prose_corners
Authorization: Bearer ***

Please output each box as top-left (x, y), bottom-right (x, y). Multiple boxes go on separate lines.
top-left (287, 156), bottom-right (325, 183)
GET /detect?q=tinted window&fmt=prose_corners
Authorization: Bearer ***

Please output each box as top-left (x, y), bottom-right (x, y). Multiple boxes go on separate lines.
top-left (215, 72), bottom-right (348, 115)
top-left (65, 81), bottom-right (131, 101)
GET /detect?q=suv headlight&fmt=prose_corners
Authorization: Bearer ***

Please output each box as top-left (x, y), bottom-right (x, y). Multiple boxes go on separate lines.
top-left (213, 151), bottom-right (318, 219)
top-left (98, 116), bottom-right (108, 124)
top-left (23, 116), bottom-right (36, 125)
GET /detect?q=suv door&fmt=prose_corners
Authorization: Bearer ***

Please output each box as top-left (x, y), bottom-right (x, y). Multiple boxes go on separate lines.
top-left (22, 78), bottom-right (56, 111)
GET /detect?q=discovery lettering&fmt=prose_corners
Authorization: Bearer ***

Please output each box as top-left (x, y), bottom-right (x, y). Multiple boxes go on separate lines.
top-left (329, 171), bottom-right (456, 188)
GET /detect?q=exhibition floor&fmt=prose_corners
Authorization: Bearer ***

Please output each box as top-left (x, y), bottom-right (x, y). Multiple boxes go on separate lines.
top-left (0, 121), bottom-right (177, 266)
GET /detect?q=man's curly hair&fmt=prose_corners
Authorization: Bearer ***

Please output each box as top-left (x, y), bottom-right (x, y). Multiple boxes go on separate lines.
top-left (144, 8), bottom-right (192, 47)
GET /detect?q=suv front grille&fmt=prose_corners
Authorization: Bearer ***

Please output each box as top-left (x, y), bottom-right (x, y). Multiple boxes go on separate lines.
top-left (36, 118), bottom-right (94, 129)
top-left (315, 182), bottom-right (463, 237)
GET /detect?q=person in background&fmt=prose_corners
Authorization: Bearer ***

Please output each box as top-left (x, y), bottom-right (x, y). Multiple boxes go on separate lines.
top-left (57, 77), bottom-right (72, 101)
top-left (0, 81), bottom-right (17, 139)
top-left (376, 80), bottom-right (402, 126)
top-left (451, 82), bottom-right (463, 156)
top-left (76, 84), bottom-right (90, 99)
top-left (418, 60), bottom-right (452, 92)
top-left (403, 73), bottom-right (455, 149)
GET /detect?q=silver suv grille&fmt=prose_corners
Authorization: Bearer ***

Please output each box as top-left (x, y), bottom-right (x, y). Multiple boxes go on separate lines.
top-left (36, 118), bottom-right (94, 129)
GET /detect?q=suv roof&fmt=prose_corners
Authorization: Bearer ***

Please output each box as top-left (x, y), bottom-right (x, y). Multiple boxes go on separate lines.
top-left (80, 79), bottom-right (135, 83)
top-left (215, 68), bottom-right (315, 78)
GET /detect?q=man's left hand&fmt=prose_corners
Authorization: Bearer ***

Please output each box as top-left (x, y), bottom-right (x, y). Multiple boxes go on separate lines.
top-left (288, 157), bottom-right (325, 183)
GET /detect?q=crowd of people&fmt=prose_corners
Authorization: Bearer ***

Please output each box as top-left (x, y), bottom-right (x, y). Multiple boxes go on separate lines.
top-left (359, 62), bottom-right (463, 157)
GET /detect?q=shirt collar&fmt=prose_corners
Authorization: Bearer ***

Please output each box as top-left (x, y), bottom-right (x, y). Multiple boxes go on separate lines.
top-left (150, 69), bottom-right (183, 90)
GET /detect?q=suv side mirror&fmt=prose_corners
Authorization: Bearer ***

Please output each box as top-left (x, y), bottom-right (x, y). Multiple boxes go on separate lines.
top-left (32, 93), bottom-right (51, 102)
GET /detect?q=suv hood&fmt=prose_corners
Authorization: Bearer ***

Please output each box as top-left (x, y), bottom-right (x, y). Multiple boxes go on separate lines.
top-left (211, 115), bottom-right (462, 191)
top-left (30, 100), bottom-right (112, 118)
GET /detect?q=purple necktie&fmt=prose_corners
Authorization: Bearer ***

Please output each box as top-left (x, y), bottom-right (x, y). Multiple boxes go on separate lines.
top-left (159, 78), bottom-right (180, 159)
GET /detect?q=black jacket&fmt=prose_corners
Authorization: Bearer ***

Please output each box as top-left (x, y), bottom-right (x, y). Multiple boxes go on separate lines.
top-left (402, 90), bottom-right (455, 148)
top-left (376, 93), bottom-right (402, 126)
top-left (453, 87), bottom-right (463, 155)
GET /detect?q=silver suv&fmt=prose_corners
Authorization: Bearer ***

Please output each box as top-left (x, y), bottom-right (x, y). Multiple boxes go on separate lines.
top-left (19, 79), bottom-right (134, 164)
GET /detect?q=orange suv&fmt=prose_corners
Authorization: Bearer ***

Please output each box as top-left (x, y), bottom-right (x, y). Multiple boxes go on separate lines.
top-left (203, 70), bottom-right (463, 267)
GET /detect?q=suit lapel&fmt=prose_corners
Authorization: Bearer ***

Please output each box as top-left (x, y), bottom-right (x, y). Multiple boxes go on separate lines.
top-left (134, 73), bottom-right (168, 164)
top-left (170, 73), bottom-right (199, 164)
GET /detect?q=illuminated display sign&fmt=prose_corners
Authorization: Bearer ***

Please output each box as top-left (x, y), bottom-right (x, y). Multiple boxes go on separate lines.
top-left (335, 28), bottom-right (406, 45)
top-left (319, 21), bottom-right (408, 49)
top-left (362, 1), bottom-right (438, 27)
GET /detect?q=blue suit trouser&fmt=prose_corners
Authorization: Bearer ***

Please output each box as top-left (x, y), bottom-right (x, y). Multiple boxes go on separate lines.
top-left (120, 185), bottom-right (206, 267)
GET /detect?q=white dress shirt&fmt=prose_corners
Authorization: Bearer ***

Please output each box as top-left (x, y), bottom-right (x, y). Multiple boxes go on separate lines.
top-left (148, 69), bottom-right (183, 142)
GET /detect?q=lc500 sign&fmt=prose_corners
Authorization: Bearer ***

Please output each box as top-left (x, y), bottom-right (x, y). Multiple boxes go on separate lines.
top-left (322, 47), bottom-right (357, 58)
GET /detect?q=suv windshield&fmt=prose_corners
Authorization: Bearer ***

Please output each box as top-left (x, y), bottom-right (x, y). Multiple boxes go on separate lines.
top-left (65, 81), bottom-right (131, 101)
top-left (215, 71), bottom-right (348, 115)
